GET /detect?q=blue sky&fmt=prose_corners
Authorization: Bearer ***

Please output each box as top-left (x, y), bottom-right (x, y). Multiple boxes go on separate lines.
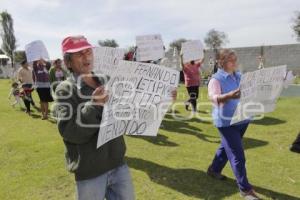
top-left (1, 0), bottom-right (300, 59)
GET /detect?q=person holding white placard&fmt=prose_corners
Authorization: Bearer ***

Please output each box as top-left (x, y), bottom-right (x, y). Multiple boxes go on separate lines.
top-left (32, 59), bottom-right (53, 120)
top-left (207, 49), bottom-right (260, 200)
top-left (181, 55), bottom-right (204, 114)
top-left (54, 35), bottom-right (134, 200)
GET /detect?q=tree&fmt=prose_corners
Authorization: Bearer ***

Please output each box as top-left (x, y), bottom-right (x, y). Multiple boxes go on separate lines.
top-left (204, 29), bottom-right (229, 73)
top-left (169, 38), bottom-right (187, 52)
top-left (292, 11), bottom-right (300, 41)
top-left (98, 39), bottom-right (119, 47)
top-left (14, 50), bottom-right (26, 63)
top-left (0, 11), bottom-right (17, 68)
top-left (204, 29), bottom-right (228, 50)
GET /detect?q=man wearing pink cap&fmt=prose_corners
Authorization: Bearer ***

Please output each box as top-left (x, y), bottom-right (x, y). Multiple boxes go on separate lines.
top-left (54, 35), bottom-right (134, 200)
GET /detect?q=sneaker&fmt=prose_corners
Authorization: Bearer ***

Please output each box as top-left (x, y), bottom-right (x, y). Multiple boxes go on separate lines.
top-left (240, 189), bottom-right (260, 200)
top-left (207, 166), bottom-right (227, 181)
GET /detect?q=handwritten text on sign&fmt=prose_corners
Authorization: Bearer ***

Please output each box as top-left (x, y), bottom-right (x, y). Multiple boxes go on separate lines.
top-left (231, 65), bottom-right (287, 125)
top-left (97, 60), bottom-right (179, 148)
top-left (181, 40), bottom-right (204, 63)
top-left (93, 47), bottom-right (126, 76)
top-left (136, 34), bottom-right (165, 62)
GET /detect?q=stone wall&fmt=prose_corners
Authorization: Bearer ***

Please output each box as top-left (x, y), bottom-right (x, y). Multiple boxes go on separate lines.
top-left (202, 43), bottom-right (300, 75)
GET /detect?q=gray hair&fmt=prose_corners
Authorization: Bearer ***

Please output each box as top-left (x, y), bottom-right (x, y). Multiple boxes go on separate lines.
top-left (63, 53), bottom-right (73, 72)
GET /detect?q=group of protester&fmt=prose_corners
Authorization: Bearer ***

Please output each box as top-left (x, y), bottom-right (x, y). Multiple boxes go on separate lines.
top-left (50, 35), bottom-right (263, 200)
top-left (9, 58), bottom-right (67, 119)
top-left (7, 35), bottom-right (299, 200)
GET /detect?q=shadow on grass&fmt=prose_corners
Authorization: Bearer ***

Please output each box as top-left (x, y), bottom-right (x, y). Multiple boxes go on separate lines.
top-left (251, 116), bottom-right (286, 126)
top-left (243, 137), bottom-right (268, 150)
top-left (128, 157), bottom-right (300, 200)
top-left (130, 121), bottom-right (218, 147)
top-left (132, 113), bottom-right (269, 148)
top-left (161, 118), bottom-right (219, 143)
top-left (30, 113), bottom-right (41, 119)
top-left (128, 134), bottom-right (179, 147)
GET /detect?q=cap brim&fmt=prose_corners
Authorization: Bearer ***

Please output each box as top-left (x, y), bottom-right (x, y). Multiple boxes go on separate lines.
top-left (64, 45), bottom-right (94, 54)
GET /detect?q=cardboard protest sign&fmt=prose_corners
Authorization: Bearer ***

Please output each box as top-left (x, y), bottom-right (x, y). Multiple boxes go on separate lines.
top-left (136, 34), bottom-right (165, 62)
top-left (97, 60), bottom-right (179, 148)
top-left (93, 47), bottom-right (126, 76)
top-left (160, 47), bottom-right (181, 71)
top-left (25, 40), bottom-right (49, 62)
top-left (231, 65), bottom-right (287, 125)
top-left (181, 40), bottom-right (204, 63)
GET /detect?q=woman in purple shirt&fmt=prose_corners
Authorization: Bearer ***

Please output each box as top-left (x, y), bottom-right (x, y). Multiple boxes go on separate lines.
top-left (32, 59), bottom-right (53, 120)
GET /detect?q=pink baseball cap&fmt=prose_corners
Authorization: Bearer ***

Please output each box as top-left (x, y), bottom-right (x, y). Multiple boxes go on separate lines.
top-left (62, 35), bottom-right (93, 54)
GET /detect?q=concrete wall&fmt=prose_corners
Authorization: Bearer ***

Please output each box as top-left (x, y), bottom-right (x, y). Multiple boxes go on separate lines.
top-left (202, 43), bottom-right (300, 75)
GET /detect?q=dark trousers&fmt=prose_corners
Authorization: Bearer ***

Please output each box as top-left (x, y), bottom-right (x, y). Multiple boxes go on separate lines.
top-left (186, 86), bottom-right (199, 111)
top-left (22, 84), bottom-right (35, 112)
top-left (210, 123), bottom-right (252, 192)
top-left (22, 84), bottom-right (35, 106)
top-left (23, 98), bottom-right (31, 112)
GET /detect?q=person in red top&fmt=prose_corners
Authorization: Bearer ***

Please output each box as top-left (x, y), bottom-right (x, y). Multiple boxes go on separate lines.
top-left (181, 56), bottom-right (204, 113)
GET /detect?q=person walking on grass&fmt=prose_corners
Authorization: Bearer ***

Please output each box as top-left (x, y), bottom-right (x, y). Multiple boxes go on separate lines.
top-left (181, 54), bottom-right (204, 114)
top-left (17, 60), bottom-right (37, 114)
top-left (32, 59), bottom-right (53, 120)
top-left (55, 35), bottom-right (177, 200)
top-left (207, 49), bottom-right (260, 200)
top-left (54, 35), bottom-right (135, 200)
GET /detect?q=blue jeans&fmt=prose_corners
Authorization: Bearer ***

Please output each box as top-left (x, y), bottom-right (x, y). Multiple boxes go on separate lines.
top-left (76, 164), bottom-right (135, 200)
top-left (210, 123), bottom-right (252, 192)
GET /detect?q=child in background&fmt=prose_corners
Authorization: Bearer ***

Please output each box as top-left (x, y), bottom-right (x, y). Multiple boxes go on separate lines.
top-left (20, 86), bottom-right (34, 115)
top-left (8, 82), bottom-right (22, 108)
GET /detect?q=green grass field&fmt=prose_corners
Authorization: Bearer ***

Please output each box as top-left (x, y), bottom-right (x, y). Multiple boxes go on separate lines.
top-left (0, 79), bottom-right (300, 200)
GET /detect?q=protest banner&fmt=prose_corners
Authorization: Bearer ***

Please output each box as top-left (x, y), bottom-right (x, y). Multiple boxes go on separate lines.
top-left (231, 65), bottom-right (287, 125)
top-left (136, 34), bottom-right (165, 62)
top-left (25, 40), bottom-right (49, 62)
top-left (181, 40), bottom-right (204, 63)
top-left (93, 46), bottom-right (126, 76)
top-left (97, 60), bottom-right (179, 148)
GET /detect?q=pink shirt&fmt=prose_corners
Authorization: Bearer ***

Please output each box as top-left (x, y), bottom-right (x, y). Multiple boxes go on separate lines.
top-left (208, 74), bottom-right (238, 107)
top-left (208, 78), bottom-right (223, 106)
top-left (183, 63), bottom-right (201, 87)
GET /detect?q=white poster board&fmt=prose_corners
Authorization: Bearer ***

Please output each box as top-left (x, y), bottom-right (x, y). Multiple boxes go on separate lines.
top-left (136, 34), bottom-right (165, 62)
top-left (160, 47), bottom-right (181, 71)
top-left (181, 40), bottom-right (204, 63)
top-left (93, 46), bottom-right (126, 76)
top-left (25, 40), bottom-right (49, 62)
top-left (231, 65), bottom-right (287, 125)
top-left (97, 60), bottom-right (180, 148)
